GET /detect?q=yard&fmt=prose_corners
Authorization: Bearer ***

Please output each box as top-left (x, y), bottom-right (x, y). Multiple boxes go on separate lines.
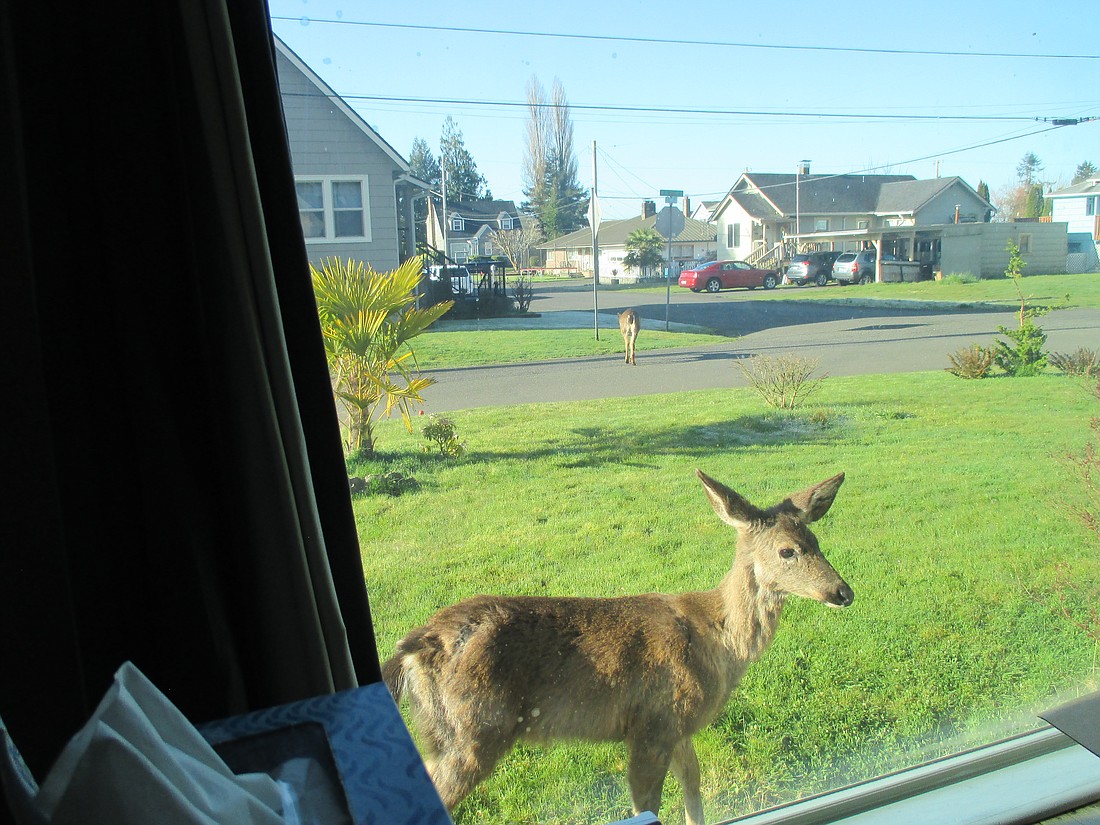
top-left (354, 371), bottom-right (1100, 824)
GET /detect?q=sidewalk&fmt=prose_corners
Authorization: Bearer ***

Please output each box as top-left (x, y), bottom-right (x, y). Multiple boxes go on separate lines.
top-left (433, 310), bottom-right (710, 334)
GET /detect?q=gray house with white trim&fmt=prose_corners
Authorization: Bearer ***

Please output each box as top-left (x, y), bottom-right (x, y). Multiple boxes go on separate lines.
top-left (274, 36), bottom-right (427, 271)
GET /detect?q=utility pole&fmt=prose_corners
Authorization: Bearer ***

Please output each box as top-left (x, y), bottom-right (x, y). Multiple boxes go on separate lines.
top-left (589, 141), bottom-right (601, 340)
top-left (441, 162), bottom-right (448, 265)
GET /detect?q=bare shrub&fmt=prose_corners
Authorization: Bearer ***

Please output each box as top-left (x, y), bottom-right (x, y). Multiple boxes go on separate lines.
top-left (510, 273), bottom-right (535, 313)
top-left (737, 353), bottom-right (825, 409)
top-left (946, 343), bottom-right (995, 379)
top-left (1050, 347), bottom-right (1100, 378)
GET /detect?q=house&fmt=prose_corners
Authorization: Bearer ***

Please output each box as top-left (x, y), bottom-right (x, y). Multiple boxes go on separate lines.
top-left (1047, 178), bottom-right (1100, 272)
top-left (424, 198), bottom-right (525, 264)
top-left (690, 200), bottom-right (720, 223)
top-left (274, 36), bottom-right (428, 271)
top-left (711, 169), bottom-right (1064, 279)
top-left (538, 201), bottom-right (718, 281)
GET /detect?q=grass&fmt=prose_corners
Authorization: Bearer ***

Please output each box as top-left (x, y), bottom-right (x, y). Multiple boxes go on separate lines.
top-left (599, 271), bottom-right (1100, 310)
top-left (411, 327), bottom-right (728, 368)
top-left (354, 371), bottom-right (1100, 824)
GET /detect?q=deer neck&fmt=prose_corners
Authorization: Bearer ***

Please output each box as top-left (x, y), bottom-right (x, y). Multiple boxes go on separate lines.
top-left (715, 554), bottom-right (786, 663)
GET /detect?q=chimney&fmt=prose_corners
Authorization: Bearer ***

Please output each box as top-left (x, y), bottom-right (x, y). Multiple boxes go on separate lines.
top-left (683, 197), bottom-right (691, 218)
top-left (797, 162), bottom-right (810, 176)
top-left (642, 199), bottom-right (656, 218)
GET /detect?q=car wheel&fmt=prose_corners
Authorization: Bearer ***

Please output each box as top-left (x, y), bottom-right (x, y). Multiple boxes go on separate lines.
top-left (815, 273), bottom-right (828, 287)
top-left (859, 274), bottom-right (873, 285)
top-left (793, 279), bottom-right (804, 287)
top-left (690, 288), bottom-right (702, 293)
top-left (837, 279), bottom-right (850, 286)
top-left (763, 273), bottom-right (778, 289)
top-left (705, 278), bottom-right (721, 293)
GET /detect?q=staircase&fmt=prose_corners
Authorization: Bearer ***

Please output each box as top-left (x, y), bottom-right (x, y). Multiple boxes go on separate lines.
top-left (746, 242), bottom-right (787, 271)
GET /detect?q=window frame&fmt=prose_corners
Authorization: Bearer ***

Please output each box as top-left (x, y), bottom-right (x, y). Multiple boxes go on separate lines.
top-left (295, 176), bottom-right (371, 243)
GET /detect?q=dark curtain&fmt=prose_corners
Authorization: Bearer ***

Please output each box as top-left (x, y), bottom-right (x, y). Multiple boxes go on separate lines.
top-left (0, 0), bottom-right (382, 794)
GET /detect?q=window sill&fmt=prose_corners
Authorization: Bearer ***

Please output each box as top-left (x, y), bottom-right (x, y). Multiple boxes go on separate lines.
top-left (722, 727), bottom-right (1100, 825)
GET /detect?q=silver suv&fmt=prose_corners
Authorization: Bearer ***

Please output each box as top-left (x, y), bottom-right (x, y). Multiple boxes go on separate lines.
top-left (832, 250), bottom-right (885, 285)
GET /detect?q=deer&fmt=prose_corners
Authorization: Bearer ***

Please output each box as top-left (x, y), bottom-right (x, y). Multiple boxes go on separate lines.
top-left (382, 469), bottom-right (853, 825)
top-left (618, 308), bottom-right (640, 365)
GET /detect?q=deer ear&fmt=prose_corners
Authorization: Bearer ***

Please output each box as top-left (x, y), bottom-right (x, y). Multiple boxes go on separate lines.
top-left (781, 473), bottom-right (845, 523)
top-left (696, 470), bottom-right (761, 529)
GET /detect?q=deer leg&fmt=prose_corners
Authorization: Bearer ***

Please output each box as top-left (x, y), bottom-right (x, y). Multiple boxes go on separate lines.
top-left (626, 738), bottom-right (673, 819)
top-left (670, 738), bottom-right (705, 825)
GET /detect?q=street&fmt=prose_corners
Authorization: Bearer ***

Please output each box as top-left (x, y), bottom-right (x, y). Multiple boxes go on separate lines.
top-left (421, 280), bottom-right (1100, 412)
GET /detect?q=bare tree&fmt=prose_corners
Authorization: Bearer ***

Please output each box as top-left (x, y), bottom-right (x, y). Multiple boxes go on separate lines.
top-left (489, 223), bottom-right (542, 274)
top-left (522, 76), bottom-right (551, 220)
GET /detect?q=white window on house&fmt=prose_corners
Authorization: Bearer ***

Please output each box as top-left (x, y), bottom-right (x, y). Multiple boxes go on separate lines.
top-left (484, 241), bottom-right (494, 256)
top-left (1018, 233), bottom-right (1031, 253)
top-left (815, 218), bottom-right (829, 232)
top-left (857, 220), bottom-right (870, 230)
top-left (295, 177), bottom-right (370, 242)
top-left (1087, 196), bottom-right (1097, 216)
top-left (500, 214), bottom-right (513, 230)
top-left (451, 216), bottom-right (464, 232)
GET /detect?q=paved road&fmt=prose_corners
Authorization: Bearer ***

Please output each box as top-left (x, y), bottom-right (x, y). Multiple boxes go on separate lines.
top-left (422, 281), bottom-right (1100, 412)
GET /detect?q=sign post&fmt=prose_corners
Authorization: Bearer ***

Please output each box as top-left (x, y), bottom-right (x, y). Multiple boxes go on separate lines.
top-left (655, 190), bottom-right (684, 332)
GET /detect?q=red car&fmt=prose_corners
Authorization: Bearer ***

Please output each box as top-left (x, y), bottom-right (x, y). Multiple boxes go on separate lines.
top-left (678, 260), bottom-right (780, 293)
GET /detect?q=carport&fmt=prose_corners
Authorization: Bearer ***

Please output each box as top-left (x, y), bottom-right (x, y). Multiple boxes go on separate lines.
top-left (792, 225), bottom-right (944, 282)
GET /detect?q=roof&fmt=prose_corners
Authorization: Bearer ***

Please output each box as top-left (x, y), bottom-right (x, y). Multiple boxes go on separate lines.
top-left (538, 214), bottom-right (717, 249)
top-left (1048, 178), bottom-right (1100, 198)
top-left (731, 173), bottom-right (917, 217)
top-left (272, 35), bottom-right (409, 172)
top-left (874, 177), bottom-right (977, 214)
top-left (445, 199), bottom-right (521, 219)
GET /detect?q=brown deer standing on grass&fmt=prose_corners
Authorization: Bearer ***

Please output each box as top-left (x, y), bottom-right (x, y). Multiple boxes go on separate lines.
top-left (618, 308), bottom-right (640, 365)
top-left (383, 470), bottom-right (853, 825)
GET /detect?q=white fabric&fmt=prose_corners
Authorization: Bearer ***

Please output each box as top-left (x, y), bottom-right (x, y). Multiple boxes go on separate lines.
top-left (26, 662), bottom-right (288, 825)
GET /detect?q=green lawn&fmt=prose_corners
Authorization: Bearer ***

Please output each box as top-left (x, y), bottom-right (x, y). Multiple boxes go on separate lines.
top-left (354, 371), bottom-right (1100, 824)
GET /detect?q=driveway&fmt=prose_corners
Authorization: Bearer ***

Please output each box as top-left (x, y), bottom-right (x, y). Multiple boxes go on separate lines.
top-left (421, 282), bottom-right (1100, 412)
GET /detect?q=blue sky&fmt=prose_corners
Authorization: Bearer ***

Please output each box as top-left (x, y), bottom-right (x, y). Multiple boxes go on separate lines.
top-left (268, 0), bottom-right (1099, 219)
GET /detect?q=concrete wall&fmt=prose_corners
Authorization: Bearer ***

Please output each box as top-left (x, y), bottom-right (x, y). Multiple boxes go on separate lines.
top-left (276, 49), bottom-right (402, 272)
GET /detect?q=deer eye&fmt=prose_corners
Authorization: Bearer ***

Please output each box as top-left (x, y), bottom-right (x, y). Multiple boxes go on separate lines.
top-left (779, 547), bottom-right (797, 560)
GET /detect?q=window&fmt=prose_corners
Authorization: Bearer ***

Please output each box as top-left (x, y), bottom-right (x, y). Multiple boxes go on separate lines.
top-left (727, 224), bottom-right (734, 247)
top-left (1018, 233), bottom-right (1031, 253)
top-left (451, 216), bottom-right (464, 232)
top-left (295, 177), bottom-right (370, 242)
top-left (500, 214), bottom-right (514, 230)
top-left (814, 218), bottom-right (829, 232)
top-left (857, 220), bottom-right (870, 229)
top-left (1087, 196), bottom-right (1097, 216)
top-left (733, 223), bottom-right (741, 246)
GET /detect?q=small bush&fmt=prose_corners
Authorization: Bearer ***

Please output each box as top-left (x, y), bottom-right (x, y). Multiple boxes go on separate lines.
top-left (510, 274), bottom-right (535, 313)
top-left (737, 354), bottom-right (825, 410)
top-left (994, 320), bottom-right (1048, 376)
top-left (420, 415), bottom-right (467, 458)
top-left (1050, 348), bottom-right (1100, 378)
top-left (947, 344), bottom-right (995, 379)
top-left (349, 470), bottom-right (419, 497)
top-left (940, 272), bottom-right (980, 285)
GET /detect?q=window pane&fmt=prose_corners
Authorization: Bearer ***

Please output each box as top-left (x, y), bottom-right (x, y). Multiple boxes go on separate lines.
top-left (334, 210), bottom-right (364, 238)
top-left (332, 181), bottom-right (363, 209)
top-left (299, 210), bottom-right (325, 238)
top-left (295, 181), bottom-right (323, 209)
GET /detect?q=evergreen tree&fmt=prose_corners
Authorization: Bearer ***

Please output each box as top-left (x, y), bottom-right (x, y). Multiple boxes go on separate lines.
top-left (1073, 161), bottom-right (1098, 184)
top-left (1016, 152), bottom-right (1043, 186)
top-left (1023, 183), bottom-right (1045, 219)
top-left (440, 116), bottom-right (491, 203)
top-left (407, 138), bottom-right (441, 249)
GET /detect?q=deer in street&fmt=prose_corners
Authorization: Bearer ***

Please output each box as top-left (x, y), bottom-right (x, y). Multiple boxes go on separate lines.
top-left (618, 308), bottom-right (640, 365)
top-left (383, 469), bottom-right (854, 825)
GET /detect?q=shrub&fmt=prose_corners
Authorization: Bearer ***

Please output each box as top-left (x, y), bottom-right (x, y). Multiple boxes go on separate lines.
top-left (420, 415), bottom-right (467, 458)
top-left (946, 344), bottom-right (995, 379)
top-left (737, 354), bottom-right (825, 410)
top-left (1050, 348), bottom-right (1100, 378)
top-left (992, 239), bottom-right (1049, 377)
top-left (940, 272), bottom-right (979, 285)
top-left (510, 274), bottom-right (535, 313)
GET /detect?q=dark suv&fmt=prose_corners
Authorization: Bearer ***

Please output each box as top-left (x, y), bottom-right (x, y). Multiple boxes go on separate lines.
top-left (785, 251), bottom-right (841, 286)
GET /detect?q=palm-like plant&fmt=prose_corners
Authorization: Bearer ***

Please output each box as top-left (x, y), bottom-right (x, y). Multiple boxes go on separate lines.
top-left (312, 256), bottom-right (453, 456)
top-left (622, 228), bottom-right (665, 279)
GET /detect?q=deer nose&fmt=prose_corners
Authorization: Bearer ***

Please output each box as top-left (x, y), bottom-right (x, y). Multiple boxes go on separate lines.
top-left (830, 583), bottom-right (855, 607)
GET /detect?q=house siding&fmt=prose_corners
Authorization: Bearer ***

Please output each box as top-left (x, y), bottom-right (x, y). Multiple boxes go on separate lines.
top-left (938, 222), bottom-right (1067, 278)
top-left (276, 48), bottom-right (402, 271)
top-left (911, 182), bottom-right (990, 227)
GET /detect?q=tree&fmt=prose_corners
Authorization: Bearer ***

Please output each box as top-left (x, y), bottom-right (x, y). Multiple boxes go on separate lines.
top-left (312, 256), bottom-right (453, 456)
top-left (408, 137), bottom-right (441, 245)
top-left (521, 76), bottom-right (589, 239)
top-left (440, 116), bottom-right (491, 203)
top-left (489, 223), bottom-right (541, 273)
top-left (1023, 183), bottom-right (1045, 219)
top-left (622, 228), bottom-right (665, 279)
top-left (977, 180), bottom-right (990, 202)
top-left (1016, 152), bottom-right (1043, 186)
top-left (1073, 161), bottom-right (1098, 184)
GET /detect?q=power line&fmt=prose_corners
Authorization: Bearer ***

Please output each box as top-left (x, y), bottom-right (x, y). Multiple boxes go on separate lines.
top-left (279, 90), bottom-right (1086, 124)
top-left (271, 16), bottom-right (1100, 61)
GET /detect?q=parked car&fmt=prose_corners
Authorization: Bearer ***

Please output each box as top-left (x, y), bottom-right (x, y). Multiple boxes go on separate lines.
top-left (678, 260), bottom-right (779, 293)
top-left (785, 251), bottom-right (842, 286)
top-left (832, 250), bottom-right (895, 285)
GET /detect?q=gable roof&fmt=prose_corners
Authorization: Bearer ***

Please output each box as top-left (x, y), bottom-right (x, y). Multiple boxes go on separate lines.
top-left (444, 199), bottom-right (521, 220)
top-left (729, 173), bottom-right (917, 218)
top-left (874, 177), bottom-right (988, 215)
top-left (539, 214), bottom-right (717, 249)
top-left (272, 35), bottom-right (409, 172)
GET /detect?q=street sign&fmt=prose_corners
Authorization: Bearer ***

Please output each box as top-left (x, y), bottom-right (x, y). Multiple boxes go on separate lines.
top-left (654, 206), bottom-right (685, 240)
top-left (659, 189), bottom-right (684, 199)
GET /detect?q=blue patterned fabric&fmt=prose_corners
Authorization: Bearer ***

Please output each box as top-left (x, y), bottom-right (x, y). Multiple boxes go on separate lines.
top-left (198, 683), bottom-right (451, 825)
